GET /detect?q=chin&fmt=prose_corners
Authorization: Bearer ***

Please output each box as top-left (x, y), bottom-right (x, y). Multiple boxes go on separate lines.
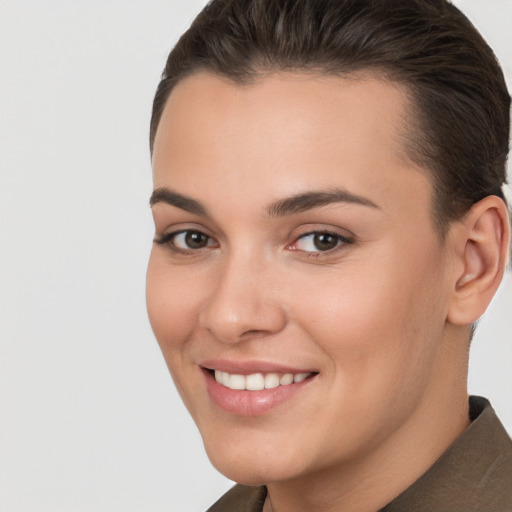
top-left (203, 435), bottom-right (307, 486)
top-left (208, 457), bottom-right (289, 486)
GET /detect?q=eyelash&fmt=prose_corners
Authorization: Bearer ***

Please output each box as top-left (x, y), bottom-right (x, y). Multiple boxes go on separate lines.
top-left (154, 229), bottom-right (354, 256)
top-left (289, 231), bottom-right (354, 257)
top-left (154, 230), bottom-right (218, 254)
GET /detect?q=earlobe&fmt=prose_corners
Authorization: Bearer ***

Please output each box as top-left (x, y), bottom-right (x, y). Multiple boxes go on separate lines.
top-left (447, 196), bottom-right (510, 326)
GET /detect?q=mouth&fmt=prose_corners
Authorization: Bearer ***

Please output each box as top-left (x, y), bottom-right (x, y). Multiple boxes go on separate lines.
top-left (211, 369), bottom-right (314, 390)
top-left (200, 363), bottom-right (318, 416)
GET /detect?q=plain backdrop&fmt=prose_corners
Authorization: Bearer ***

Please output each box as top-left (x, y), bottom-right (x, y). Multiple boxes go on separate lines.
top-left (0, 1), bottom-right (510, 511)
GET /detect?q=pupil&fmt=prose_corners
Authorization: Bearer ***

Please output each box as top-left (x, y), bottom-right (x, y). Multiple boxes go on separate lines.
top-left (185, 231), bottom-right (207, 248)
top-left (314, 233), bottom-right (338, 251)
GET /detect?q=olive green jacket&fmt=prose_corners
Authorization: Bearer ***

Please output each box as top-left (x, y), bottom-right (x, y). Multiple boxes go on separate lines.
top-left (207, 397), bottom-right (512, 511)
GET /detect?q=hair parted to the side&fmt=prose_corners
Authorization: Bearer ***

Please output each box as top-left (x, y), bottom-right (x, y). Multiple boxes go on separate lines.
top-left (150, 0), bottom-right (510, 235)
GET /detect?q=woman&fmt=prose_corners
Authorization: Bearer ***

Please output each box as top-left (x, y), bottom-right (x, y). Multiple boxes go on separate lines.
top-left (146, 1), bottom-right (512, 510)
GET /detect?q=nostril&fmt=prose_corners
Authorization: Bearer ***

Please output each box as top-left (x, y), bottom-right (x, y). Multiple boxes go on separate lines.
top-left (239, 329), bottom-right (272, 340)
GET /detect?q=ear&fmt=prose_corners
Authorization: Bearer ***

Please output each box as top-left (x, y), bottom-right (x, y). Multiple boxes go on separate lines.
top-left (447, 195), bottom-right (510, 326)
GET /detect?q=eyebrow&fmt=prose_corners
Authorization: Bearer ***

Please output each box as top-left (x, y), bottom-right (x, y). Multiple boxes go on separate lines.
top-left (267, 188), bottom-right (380, 217)
top-left (149, 186), bottom-right (380, 217)
top-left (149, 187), bottom-right (209, 216)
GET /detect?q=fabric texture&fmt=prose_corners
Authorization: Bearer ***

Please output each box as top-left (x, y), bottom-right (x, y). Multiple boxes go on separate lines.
top-left (206, 397), bottom-right (512, 511)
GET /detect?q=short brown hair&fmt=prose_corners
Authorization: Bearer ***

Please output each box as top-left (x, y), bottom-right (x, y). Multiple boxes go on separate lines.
top-left (150, 0), bottom-right (510, 234)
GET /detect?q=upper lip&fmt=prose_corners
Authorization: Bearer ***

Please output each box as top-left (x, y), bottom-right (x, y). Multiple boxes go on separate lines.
top-left (198, 359), bottom-right (317, 375)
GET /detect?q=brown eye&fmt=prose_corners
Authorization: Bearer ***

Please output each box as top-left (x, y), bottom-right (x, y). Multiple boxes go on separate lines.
top-left (293, 231), bottom-right (352, 253)
top-left (155, 230), bottom-right (217, 251)
top-left (312, 233), bottom-right (339, 251)
top-left (183, 231), bottom-right (210, 249)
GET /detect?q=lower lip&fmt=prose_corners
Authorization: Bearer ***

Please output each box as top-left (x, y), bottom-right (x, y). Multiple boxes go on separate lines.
top-left (203, 370), bottom-right (315, 416)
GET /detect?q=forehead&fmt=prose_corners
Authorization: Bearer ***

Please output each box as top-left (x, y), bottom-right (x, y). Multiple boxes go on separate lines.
top-left (153, 70), bottom-right (414, 163)
top-left (152, 72), bottom-right (432, 224)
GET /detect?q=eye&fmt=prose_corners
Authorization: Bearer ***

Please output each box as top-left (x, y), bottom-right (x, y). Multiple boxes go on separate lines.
top-left (292, 231), bottom-right (351, 253)
top-left (174, 230), bottom-right (212, 249)
top-left (155, 230), bottom-right (217, 251)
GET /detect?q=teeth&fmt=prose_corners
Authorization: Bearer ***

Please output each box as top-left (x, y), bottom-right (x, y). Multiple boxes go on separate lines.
top-left (264, 373), bottom-right (280, 389)
top-left (213, 370), bottom-right (313, 390)
top-left (280, 373), bottom-right (294, 385)
top-left (246, 373), bottom-right (264, 391)
top-left (229, 374), bottom-right (246, 390)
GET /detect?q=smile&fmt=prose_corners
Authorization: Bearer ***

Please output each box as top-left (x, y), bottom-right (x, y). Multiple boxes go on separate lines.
top-left (214, 370), bottom-right (313, 390)
top-left (202, 365), bottom-right (318, 416)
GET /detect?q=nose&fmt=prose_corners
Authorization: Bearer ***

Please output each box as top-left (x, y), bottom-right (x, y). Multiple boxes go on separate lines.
top-left (199, 254), bottom-right (287, 344)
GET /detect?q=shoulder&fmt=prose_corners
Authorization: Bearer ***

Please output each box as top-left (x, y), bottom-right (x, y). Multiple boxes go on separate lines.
top-left (206, 484), bottom-right (267, 512)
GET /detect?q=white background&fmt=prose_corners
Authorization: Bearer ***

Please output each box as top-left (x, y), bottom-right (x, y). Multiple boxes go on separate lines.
top-left (0, 1), bottom-right (510, 511)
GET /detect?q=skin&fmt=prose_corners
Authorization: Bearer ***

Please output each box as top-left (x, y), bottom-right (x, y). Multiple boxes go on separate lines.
top-left (147, 72), bottom-right (509, 512)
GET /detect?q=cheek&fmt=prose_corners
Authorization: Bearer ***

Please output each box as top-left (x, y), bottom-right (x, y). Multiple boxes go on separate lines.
top-left (146, 254), bottom-right (200, 362)
top-left (288, 246), bottom-right (446, 397)
top-left (146, 253), bottom-right (212, 418)
top-left (279, 256), bottom-right (446, 458)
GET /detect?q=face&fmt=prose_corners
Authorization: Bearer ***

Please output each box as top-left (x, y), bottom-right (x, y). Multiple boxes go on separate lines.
top-left (147, 72), bottom-right (456, 485)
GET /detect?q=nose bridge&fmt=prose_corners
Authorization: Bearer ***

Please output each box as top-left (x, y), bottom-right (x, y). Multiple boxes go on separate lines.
top-left (199, 248), bottom-right (286, 343)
